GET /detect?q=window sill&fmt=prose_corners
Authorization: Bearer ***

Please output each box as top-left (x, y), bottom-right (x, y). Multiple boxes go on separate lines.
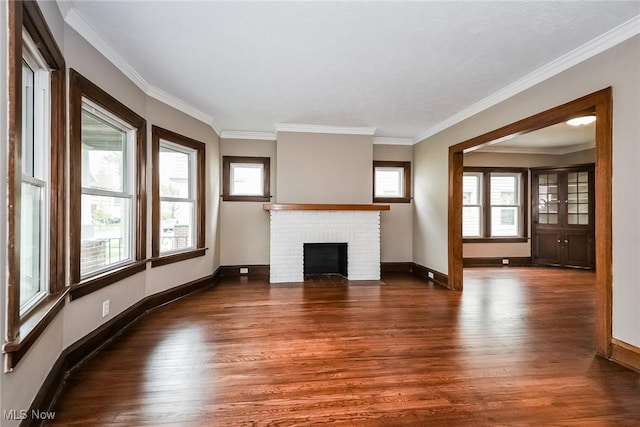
top-left (463, 237), bottom-right (528, 243)
top-left (3, 289), bottom-right (68, 370)
top-left (374, 197), bottom-right (411, 204)
top-left (151, 247), bottom-right (207, 267)
top-left (70, 261), bottom-right (147, 301)
top-left (222, 194), bottom-right (271, 202)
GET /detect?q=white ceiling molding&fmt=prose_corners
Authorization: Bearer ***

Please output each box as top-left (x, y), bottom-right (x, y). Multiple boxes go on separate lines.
top-left (373, 137), bottom-right (413, 146)
top-left (56, 0), bottom-right (73, 20)
top-left (474, 142), bottom-right (596, 156)
top-left (275, 123), bottom-right (376, 136)
top-left (146, 86), bottom-right (220, 135)
top-left (220, 131), bottom-right (277, 141)
top-left (413, 15), bottom-right (640, 145)
top-left (57, 1), bottom-right (222, 136)
top-left (61, 6), bottom-right (149, 92)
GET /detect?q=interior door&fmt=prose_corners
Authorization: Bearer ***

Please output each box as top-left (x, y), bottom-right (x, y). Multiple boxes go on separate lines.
top-left (532, 165), bottom-right (595, 269)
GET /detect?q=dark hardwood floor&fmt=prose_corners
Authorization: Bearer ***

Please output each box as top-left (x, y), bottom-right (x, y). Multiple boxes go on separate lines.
top-left (47, 268), bottom-right (640, 426)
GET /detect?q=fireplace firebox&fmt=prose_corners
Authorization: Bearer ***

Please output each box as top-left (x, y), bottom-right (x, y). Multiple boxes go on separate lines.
top-left (303, 243), bottom-right (348, 277)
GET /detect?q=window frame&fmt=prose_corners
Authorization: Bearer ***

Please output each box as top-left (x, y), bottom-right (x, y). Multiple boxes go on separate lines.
top-left (5, 0), bottom-right (67, 367)
top-left (79, 100), bottom-right (137, 278)
top-left (462, 171), bottom-right (483, 238)
top-left (222, 156), bottom-right (271, 202)
top-left (69, 69), bottom-right (147, 300)
top-left (151, 126), bottom-right (207, 267)
top-left (462, 167), bottom-right (529, 243)
top-left (373, 161), bottom-right (412, 203)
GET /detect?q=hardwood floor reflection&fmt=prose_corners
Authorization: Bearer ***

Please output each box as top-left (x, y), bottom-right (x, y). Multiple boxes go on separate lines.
top-left (48, 268), bottom-right (640, 426)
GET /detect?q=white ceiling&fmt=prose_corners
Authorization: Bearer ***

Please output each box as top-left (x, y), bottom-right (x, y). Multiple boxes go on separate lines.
top-left (57, 1), bottom-right (640, 143)
top-left (474, 120), bottom-right (596, 155)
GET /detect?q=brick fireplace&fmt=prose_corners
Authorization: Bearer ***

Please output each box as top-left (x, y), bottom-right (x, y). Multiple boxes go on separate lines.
top-left (264, 204), bottom-right (389, 283)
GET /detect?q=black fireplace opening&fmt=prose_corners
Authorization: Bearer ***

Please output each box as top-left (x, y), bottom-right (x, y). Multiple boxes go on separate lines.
top-left (303, 243), bottom-right (348, 277)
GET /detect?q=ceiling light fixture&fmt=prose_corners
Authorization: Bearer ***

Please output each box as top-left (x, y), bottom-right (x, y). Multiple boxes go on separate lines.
top-left (566, 115), bottom-right (596, 126)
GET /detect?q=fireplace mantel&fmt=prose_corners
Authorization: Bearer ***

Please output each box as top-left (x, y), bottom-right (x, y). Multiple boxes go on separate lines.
top-left (263, 203), bottom-right (390, 211)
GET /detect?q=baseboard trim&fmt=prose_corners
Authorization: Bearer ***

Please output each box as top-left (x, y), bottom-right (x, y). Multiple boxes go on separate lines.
top-left (464, 257), bottom-right (533, 267)
top-left (611, 338), bottom-right (640, 373)
top-left (220, 263), bottom-right (415, 277)
top-left (380, 262), bottom-right (413, 273)
top-left (23, 268), bottom-right (220, 427)
top-left (219, 264), bottom-right (270, 277)
top-left (411, 263), bottom-right (449, 288)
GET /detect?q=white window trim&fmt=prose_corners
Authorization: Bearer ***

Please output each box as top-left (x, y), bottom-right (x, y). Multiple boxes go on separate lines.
top-left (79, 99), bottom-right (137, 279)
top-left (374, 166), bottom-right (405, 198)
top-left (19, 31), bottom-right (51, 315)
top-left (230, 162), bottom-right (265, 196)
top-left (159, 139), bottom-right (198, 254)
top-left (489, 172), bottom-right (522, 238)
top-left (462, 172), bottom-right (483, 238)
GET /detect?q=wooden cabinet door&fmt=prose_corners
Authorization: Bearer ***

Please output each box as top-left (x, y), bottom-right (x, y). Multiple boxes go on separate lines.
top-left (564, 231), bottom-right (594, 268)
top-left (533, 230), bottom-right (563, 266)
top-left (532, 165), bottom-right (595, 269)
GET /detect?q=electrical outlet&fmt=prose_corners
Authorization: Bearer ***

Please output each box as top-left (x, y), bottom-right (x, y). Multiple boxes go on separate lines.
top-left (427, 271), bottom-right (434, 279)
top-left (102, 300), bottom-right (110, 318)
top-left (502, 258), bottom-right (510, 265)
top-left (240, 267), bottom-right (249, 274)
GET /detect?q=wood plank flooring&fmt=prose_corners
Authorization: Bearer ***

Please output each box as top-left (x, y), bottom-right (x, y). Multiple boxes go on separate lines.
top-left (47, 268), bottom-right (640, 426)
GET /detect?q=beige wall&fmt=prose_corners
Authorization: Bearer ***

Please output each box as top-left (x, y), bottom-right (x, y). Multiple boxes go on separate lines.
top-left (373, 145), bottom-right (413, 262)
top-left (218, 140), bottom-right (415, 264)
top-left (220, 138), bottom-right (276, 265)
top-left (276, 132), bottom-right (373, 204)
top-left (413, 35), bottom-right (640, 347)
top-left (0, 7), bottom-right (221, 423)
top-left (560, 148), bottom-right (596, 165)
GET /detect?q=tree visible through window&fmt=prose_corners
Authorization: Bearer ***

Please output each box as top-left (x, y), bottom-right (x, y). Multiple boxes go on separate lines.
top-left (69, 69), bottom-right (147, 296)
top-left (80, 102), bottom-right (135, 277)
top-left (152, 126), bottom-right (206, 266)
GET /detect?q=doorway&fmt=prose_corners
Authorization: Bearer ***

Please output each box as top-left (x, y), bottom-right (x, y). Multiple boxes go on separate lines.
top-left (448, 88), bottom-right (612, 357)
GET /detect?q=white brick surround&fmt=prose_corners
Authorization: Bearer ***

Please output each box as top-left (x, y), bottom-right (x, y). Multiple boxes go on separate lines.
top-left (269, 210), bottom-right (381, 283)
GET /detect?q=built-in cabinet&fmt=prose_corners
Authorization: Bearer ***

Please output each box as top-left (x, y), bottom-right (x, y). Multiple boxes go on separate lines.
top-left (531, 164), bottom-right (595, 269)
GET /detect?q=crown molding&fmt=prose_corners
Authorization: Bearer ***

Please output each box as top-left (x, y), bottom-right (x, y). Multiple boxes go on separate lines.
top-left (58, 2), bottom-right (221, 136)
top-left (473, 142), bottom-right (595, 156)
top-left (56, 0), bottom-right (73, 20)
top-left (146, 85), bottom-right (220, 135)
top-left (413, 15), bottom-right (640, 145)
top-left (220, 131), bottom-right (277, 141)
top-left (63, 7), bottom-right (149, 92)
top-left (373, 137), bottom-right (413, 146)
top-left (275, 123), bottom-right (376, 136)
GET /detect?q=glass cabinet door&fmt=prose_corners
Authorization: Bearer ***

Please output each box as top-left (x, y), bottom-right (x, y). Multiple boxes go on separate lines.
top-left (567, 171), bottom-right (590, 226)
top-left (537, 173), bottom-right (559, 225)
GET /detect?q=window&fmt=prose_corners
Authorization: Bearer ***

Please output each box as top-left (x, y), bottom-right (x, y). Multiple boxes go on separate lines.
top-left (152, 126), bottom-right (206, 266)
top-left (462, 168), bottom-right (528, 241)
top-left (20, 33), bottom-right (51, 314)
top-left (6, 0), bottom-right (66, 366)
top-left (462, 172), bottom-right (482, 237)
top-left (222, 156), bottom-right (270, 202)
top-left (373, 161), bottom-right (411, 203)
top-left (70, 69), bottom-right (147, 299)
top-left (80, 101), bottom-right (136, 277)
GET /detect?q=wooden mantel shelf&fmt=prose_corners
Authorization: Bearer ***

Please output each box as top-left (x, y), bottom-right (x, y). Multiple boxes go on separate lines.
top-left (263, 203), bottom-right (390, 211)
